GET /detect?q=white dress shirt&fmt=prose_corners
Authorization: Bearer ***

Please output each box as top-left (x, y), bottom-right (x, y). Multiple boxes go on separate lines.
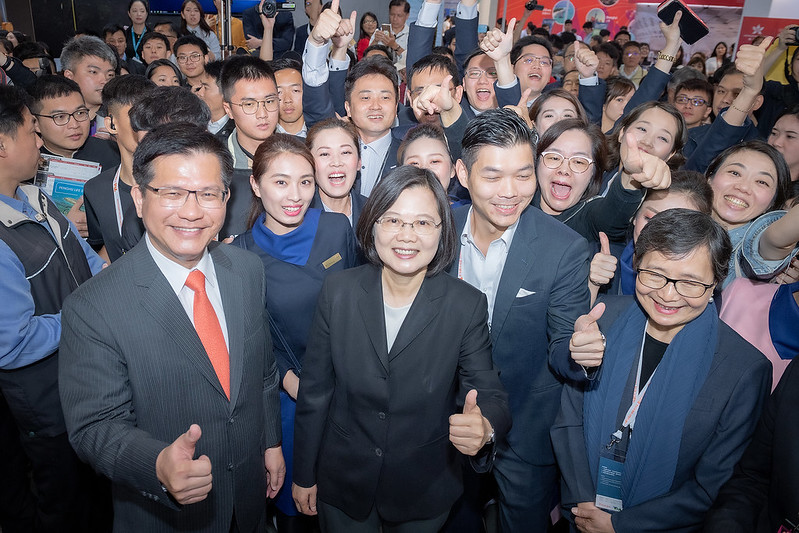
top-left (359, 132), bottom-right (393, 197)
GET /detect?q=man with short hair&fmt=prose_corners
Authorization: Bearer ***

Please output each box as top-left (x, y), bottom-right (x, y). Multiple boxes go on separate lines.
top-left (153, 21), bottom-right (179, 52)
top-left (674, 78), bottom-right (713, 128)
top-left (404, 54), bottom-right (463, 126)
top-left (619, 40), bottom-right (646, 87)
top-left (0, 84), bottom-right (108, 533)
top-left (482, 29), bottom-right (554, 107)
top-left (60, 35), bottom-right (117, 131)
top-left (196, 60), bottom-right (234, 137)
top-left (561, 19), bottom-right (574, 36)
top-left (140, 32), bottom-right (171, 66)
top-left (174, 34), bottom-right (209, 90)
top-left (595, 42), bottom-right (620, 79)
top-left (103, 24), bottom-right (128, 61)
top-left (219, 55), bottom-right (278, 169)
top-left (451, 108), bottom-right (590, 532)
top-left (59, 122), bottom-right (285, 532)
top-left (372, 0), bottom-right (410, 72)
top-left (272, 57), bottom-right (306, 137)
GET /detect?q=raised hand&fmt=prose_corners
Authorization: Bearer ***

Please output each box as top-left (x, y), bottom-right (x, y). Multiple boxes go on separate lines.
top-left (620, 133), bottom-right (671, 190)
top-left (659, 10), bottom-right (682, 48)
top-left (573, 41), bottom-right (599, 78)
top-left (589, 232), bottom-right (618, 304)
top-left (736, 36), bottom-right (773, 92)
top-left (66, 196), bottom-right (89, 238)
top-left (503, 87), bottom-right (534, 128)
top-left (569, 303), bottom-right (606, 368)
top-left (480, 17), bottom-right (516, 62)
top-left (332, 10), bottom-right (357, 50)
top-left (155, 424), bottom-right (213, 505)
top-left (449, 389), bottom-right (493, 456)
top-left (309, 0), bottom-right (342, 46)
top-left (413, 74), bottom-right (456, 116)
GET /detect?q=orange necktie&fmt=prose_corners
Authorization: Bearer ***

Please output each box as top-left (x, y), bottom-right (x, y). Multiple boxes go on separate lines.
top-left (185, 270), bottom-right (230, 399)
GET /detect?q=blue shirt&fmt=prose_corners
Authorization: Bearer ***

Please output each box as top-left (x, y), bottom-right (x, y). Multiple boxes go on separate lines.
top-left (0, 187), bottom-right (104, 370)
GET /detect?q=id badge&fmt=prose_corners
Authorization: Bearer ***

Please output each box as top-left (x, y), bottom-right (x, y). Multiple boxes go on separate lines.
top-left (595, 446), bottom-right (626, 512)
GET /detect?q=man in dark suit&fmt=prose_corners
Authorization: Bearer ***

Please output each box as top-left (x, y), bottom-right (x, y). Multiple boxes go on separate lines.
top-left (449, 109), bottom-right (591, 532)
top-left (59, 123), bottom-right (284, 532)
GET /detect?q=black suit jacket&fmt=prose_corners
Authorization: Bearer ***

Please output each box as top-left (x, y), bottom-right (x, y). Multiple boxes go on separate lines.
top-left (59, 241), bottom-right (282, 533)
top-left (293, 264), bottom-right (511, 522)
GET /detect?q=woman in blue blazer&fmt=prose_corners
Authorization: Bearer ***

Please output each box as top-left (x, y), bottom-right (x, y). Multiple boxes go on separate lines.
top-left (292, 167), bottom-right (511, 532)
top-left (232, 134), bottom-right (357, 533)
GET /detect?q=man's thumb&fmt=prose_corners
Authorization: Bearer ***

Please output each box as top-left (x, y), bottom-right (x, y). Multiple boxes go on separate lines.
top-left (575, 303), bottom-right (605, 332)
top-left (599, 231), bottom-right (610, 255)
top-left (463, 389), bottom-right (479, 414)
top-left (350, 10), bottom-right (357, 27)
top-left (506, 18), bottom-right (516, 36)
top-left (176, 424), bottom-right (202, 455)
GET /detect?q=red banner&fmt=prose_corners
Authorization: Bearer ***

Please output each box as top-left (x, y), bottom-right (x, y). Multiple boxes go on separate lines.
top-left (736, 16), bottom-right (796, 50)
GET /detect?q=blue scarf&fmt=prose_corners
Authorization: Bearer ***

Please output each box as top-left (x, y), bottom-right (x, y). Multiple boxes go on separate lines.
top-left (583, 300), bottom-right (717, 508)
top-left (620, 240), bottom-right (636, 295)
top-left (251, 208), bottom-right (321, 266)
top-left (769, 280), bottom-right (799, 360)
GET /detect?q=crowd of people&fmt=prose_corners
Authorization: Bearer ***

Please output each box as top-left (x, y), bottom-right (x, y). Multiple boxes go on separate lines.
top-left (1, 0), bottom-right (798, 532)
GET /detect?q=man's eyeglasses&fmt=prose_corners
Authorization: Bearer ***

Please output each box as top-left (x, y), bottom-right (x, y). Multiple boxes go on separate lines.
top-left (636, 268), bottom-right (715, 298)
top-left (33, 109), bottom-right (90, 126)
top-left (514, 54), bottom-right (553, 68)
top-left (540, 151), bottom-right (594, 174)
top-left (142, 185), bottom-right (228, 208)
top-left (625, 51), bottom-right (640, 57)
top-left (564, 54), bottom-right (575, 62)
top-left (176, 52), bottom-right (203, 64)
top-left (464, 68), bottom-right (498, 79)
top-left (675, 95), bottom-right (709, 107)
top-left (375, 216), bottom-right (442, 235)
top-left (228, 97), bottom-right (279, 114)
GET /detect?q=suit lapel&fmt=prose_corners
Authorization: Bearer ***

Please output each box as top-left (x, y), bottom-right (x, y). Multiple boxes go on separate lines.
top-left (358, 266), bottom-right (389, 372)
top-left (212, 247), bottom-right (244, 410)
top-left (132, 241), bottom-right (228, 401)
top-left (388, 275), bottom-right (442, 361)
top-left (488, 209), bottom-right (537, 343)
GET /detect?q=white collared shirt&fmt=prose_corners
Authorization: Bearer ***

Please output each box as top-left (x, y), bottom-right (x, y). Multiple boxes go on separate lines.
top-left (276, 122), bottom-right (308, 138)
top-left (458, 208), bottom-right (519, 327)
top-left (208, 115), bottom-right (230, 135)
top-left (359, 132), bottom-right (393, 197)
top-left (145, 234), bottom-right (230, 349)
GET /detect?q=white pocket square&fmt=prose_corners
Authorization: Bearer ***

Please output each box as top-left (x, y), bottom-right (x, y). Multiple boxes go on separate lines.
top-left (516, 288), bottom-right (536, 298)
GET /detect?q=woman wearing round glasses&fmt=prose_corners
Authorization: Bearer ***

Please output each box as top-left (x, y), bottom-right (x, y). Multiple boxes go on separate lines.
top-left (533, 118), bottom-right (671, 245)
top-left (552, 209), bottom-right (771, 533)
top-left (292, 166), bottom-right (510, 531)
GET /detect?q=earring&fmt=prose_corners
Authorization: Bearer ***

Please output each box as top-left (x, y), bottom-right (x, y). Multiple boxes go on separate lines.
top-left (708, 296), bottom-right (714, 303)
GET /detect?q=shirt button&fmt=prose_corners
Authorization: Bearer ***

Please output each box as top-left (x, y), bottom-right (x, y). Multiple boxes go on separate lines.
top-left (375, 448), bottom-right (383, 457)
top-left (227, 463), bottom-right (234, 471)
top-left (228, 417), bottom-right (234, 425)
top-left (378, 412), bottom-right (386, 420)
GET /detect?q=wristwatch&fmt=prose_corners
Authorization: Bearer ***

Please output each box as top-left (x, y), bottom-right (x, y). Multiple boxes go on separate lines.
top-left (657, 52), bottom-right (676, 62)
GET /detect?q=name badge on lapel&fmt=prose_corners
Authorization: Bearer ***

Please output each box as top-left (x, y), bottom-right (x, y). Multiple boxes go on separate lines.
top-left (322, 253), bottom-right (342, 269)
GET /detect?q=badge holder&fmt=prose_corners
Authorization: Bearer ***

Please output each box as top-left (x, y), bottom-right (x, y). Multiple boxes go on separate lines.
top-left (595, 430), bottom-right (627, 513)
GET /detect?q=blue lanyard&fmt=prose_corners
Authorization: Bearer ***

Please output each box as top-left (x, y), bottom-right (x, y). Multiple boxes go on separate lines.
top-left (131, 27), bottom-right (144, 59)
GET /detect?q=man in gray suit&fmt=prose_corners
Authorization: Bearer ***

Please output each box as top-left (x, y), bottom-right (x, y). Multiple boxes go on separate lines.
top-left (59, 122), bottom-right (284, 533)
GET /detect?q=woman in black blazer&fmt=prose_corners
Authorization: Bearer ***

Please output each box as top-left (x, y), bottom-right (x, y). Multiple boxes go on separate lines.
top-left (292, 166), bottom-right (511, 532)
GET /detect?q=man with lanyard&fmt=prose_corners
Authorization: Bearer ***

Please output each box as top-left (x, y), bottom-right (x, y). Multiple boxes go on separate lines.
top-left (0, 85), bottom-right (108, 532)
top-left (84, 75), bottom-right (155, 263)
top-left (371, 0), bottom-right (410, 75)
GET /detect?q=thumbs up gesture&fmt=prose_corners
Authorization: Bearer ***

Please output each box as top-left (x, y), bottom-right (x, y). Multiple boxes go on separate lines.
top-left (620, 132), bottom-right (671, 190)
top-left (569, 303), bottom-right (606, 368)
top-left (589, 232), bottom-right (618, 304)
top-left (573, 40), bottom-right (599, 78)
top-left (309, 0), bottom-right (342, 46)
top-left (480, 17), bottom-right (516, 62)
top-left (332, 8), bottom-right (357, 50)
top-left (155, 424), bottom-right (213, 505)
top-left (449, 389), bottom-right (494, 456)
top-left (736, 35), bottom-right (773, 93)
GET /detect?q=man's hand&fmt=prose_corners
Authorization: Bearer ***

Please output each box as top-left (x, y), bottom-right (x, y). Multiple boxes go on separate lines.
top-left (589, 232), bottom-right (617, 304)
top-left (332, 10), bottom-right (357, 51)
top-left (480, 17), bottom-right (516, 62)
top-left (309, 0), bottom-right (342, 46)
top-left (503, 87), bottom-right (533, 128)
top-left (292, 483), bottom-right (318, 515)
top-left (449, 389), bottom-right (493, 456)
top-left (573, 502), bottom-right (616, 533)
top-left (413, 74), bottom-right (456, 115)
top-left (620, 133), bottom-right (671, 190)
top-left (736, 36), bottom-right (773, 93)
top-left (574, 41), bottom-right (599, 78)
top-left (569, 303), bottom-right (606, 368)
top-left (659, 10), bottom-right (682, 49)
top-left (264, 445), bottom-right (285, 499)
top-left (66, 197), bottom-right (88, 238)
top-left (246, 34), bottom-right (263, 49)
top-left (155, 424), bottom-right (213, 505)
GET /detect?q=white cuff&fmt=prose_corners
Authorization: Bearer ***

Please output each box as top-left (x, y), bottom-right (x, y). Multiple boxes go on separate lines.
top-left (457, 2), bottom-right (478, 20)
top-left (579, 74), bottom-right (599, 86)
top-left (415, 1), bottom-right (441, 28)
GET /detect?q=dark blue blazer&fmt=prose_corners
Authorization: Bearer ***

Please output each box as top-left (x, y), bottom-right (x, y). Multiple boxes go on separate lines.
top-left (309, 190), bottom-right (368, 228)
top-left (448, 205), bottom-right (591, 464)
top-left (552, 295), bottom-right (771, 533)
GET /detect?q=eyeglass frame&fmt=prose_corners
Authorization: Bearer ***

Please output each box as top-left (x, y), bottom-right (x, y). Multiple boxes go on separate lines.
top-left (464, 67), bottom-right (499, 79)
top-left (636, 268), bottom-right (715, 298)
top-left (227, 97), bottom-right (280, 114)
top-left (141, 184), bottom-right (229, 208)
top-left (375, 216), bottom-right (443, 235)
top-left (32, 108), bottom-right (91, 127)
top-left (176, 52), bottom-right (203, 64)
top-left (539, 151), bottom-right (594, 174)
top-left (674, 95), bottom-right (709, 107)
top-left (513, 53), bottom-right (553, 68)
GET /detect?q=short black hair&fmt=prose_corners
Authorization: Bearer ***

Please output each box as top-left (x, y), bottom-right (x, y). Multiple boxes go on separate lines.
top-left (27, 75), bottom-right (83, 113)
top-left (634, 208), bottom-right (732, 285)
top-left (356, 165), bottom-right (456, 277)
top-left (129, 86), bottom-right (211, 132)
top-left (621, 40), bottom-right (640, 53)
top-left (674, 78), bottom-right (713, 103)
top-left (174, 34), bottom-right (208, 56)
top-left (102, 74), bottom-right (156, 115)
top-left (599, 29), bottom-right (611, 38)
top-left (270, 57), bottom-right (302, 74)
top-left (102, 24), bottom-right (126, 39)
top-left (596, 42), bottom-right (621, 66)
top-left (660, 170), bottom-right (714, 215)
top-left (614, 30), bottom-right (631, 40)
top-left (203, 59), bottom-right (225, 82)
top-left (0, 85), bottom-right (30, 137)
top-left (141, 32), bottom-right (171, 53)
top-left (461, 108), bottom-right (535, 171)
top-left (431, 46), bottom-right (455, 61)
top-left (462, 48), bottom-right (487, 72)
top-left (344, 57), bottom-right (399, 103)
top-left (583, 21), bottom-right (593, 29)
top-left (219, 55), bottom-right (276, 101)
top-left (398, 123), bottom-right (452, 164)
top-left (388, 0), bottom-right (410, 14)
top-left (510, 35), bottom-right (554, 64)
top-left (133, 122), bottom-right (233, 189)
top-left (145, 59), bottom-right (184, 84)
top-left (362, 43), bottom-right (394, 62)
top-left (409, 53), bottom-right (461, 88)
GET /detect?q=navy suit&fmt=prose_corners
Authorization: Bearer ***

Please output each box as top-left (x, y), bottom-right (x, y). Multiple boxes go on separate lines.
top-left (552, 295), bottom-right (771, 533)
top-left (309, 190), bottom-right (368, 228)
top-left (449, 205), bottom-right (591, 531)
